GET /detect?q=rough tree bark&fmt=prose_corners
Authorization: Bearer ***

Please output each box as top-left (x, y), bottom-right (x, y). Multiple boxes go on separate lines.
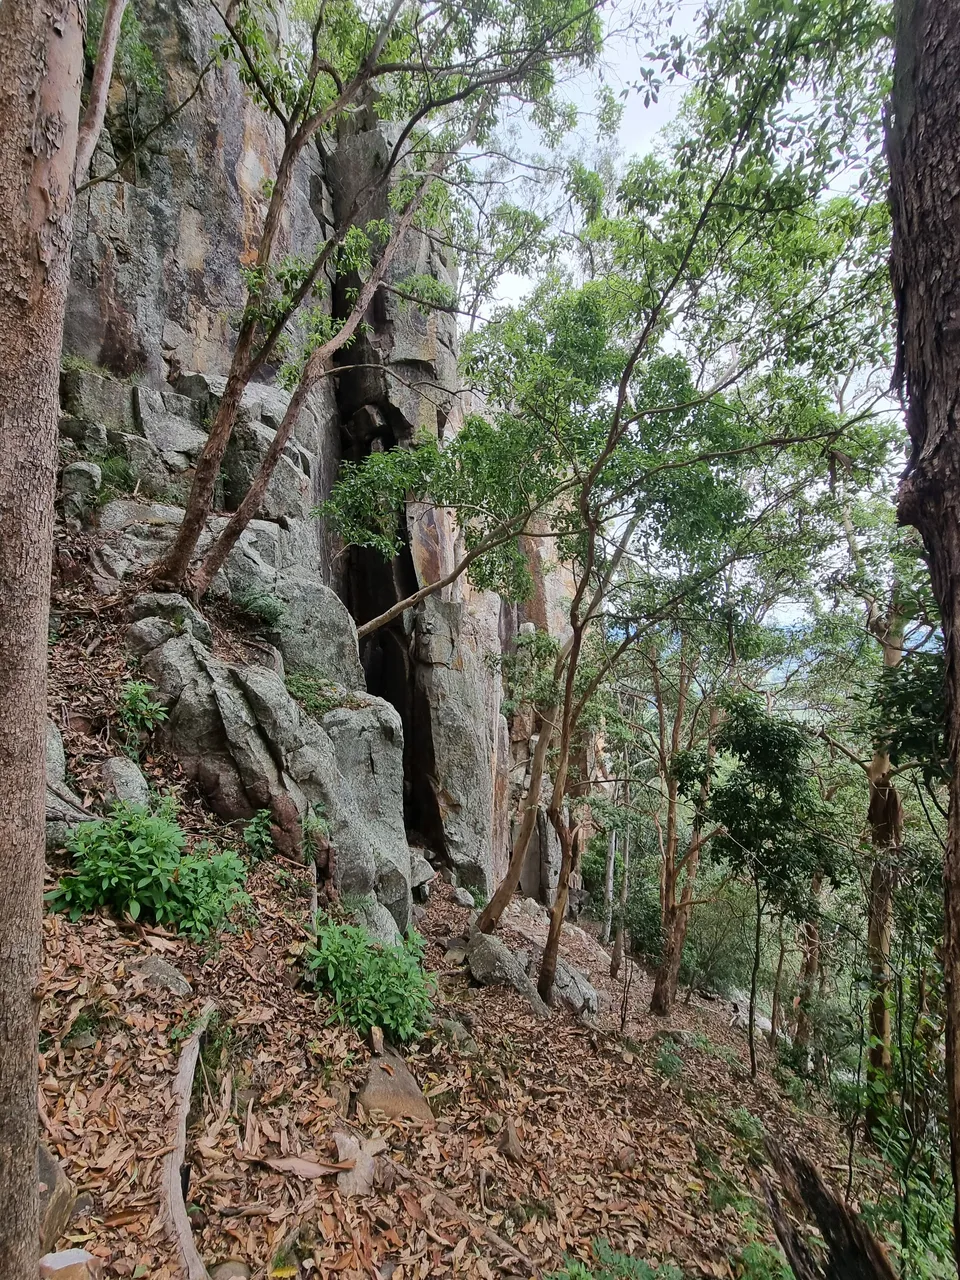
top-left (74, 0), bottom-right (126, 184)
top-left (601, 826), bottom-right (617, 945)
top-left (0, 3), bottom-right (86, 1272)
top-left (888, 0), bottom-right (960, 1259)
top-left (864, 603), bottom-right (904, 1124)
top-left (610, 811), bottom-right (631, 981)
top-left (794, 872), bottom-right (823, 1054)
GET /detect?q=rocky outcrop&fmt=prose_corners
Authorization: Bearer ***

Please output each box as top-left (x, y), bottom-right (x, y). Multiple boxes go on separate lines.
top-left (138, 629), bottom-right (411, 931)
top-left (466, 930), bottom-right (550, 1019)
top-left (413, 597), bottom-right (496, 894)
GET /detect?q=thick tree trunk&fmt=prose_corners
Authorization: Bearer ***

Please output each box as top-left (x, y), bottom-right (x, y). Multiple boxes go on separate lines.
top-left (889, 0), bottom-right (960, 1259)
top-left (0, 4), bottom-right (86, 1272)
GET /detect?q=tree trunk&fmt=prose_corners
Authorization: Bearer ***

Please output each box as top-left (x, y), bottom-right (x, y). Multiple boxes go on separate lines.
top-left (748, 876), bottom-right (763, 1079)
top-left (650, 833), bottom-right (701, 1016)
top-left (769, 933), bottom-right (786, 1049)
top-left (75, 0), bottom-right (126, 184)
top-left (601, 828), bottom-right (616, 945)
top-left (538, 817), bottom-right (575, 1002)
top-left (477, 705), bottom-right (558, 934)
top-left (889, 0), bottom-right (960, 1259)
top-left (0, 4), bottom-right (86, 1272)
top-left (610, 816), bottom-right (631, 981)
top-left (794, 873), bottom-right (823, 1055)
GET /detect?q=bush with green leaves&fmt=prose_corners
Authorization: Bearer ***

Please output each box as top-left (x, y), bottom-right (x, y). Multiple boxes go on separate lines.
top-left (233, 585), bottom-right (286, 628)
top-left (244, 808), bottom-right (275, 861)
top-left (47, 802), bottom-right (249, 939)
top-left (305, 918), bottom-right (434, 1044)
top-left (118, 679), bottom-right (167, 746)
top-left (548, 1239), bottom-right (684, 1279)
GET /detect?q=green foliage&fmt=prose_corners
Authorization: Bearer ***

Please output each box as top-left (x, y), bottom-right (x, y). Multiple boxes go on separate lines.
top-left (285, 671), bottom-right (347, 719)
top-left (244, 809), bottom-right (275, 861)
top-left (95, 455), bottom-right (138, 503)
top-left (498, 628), bottom-right (562, 717)
top-left (548, 1239), bottom-right (684, 1279)
top-left (305, 919), bottom-right (434, 1044)
top-left (726, 1106), bottom-right (764, 1145)
top-left (47, 802), bottom-right (249, 939)
top-left (732, 1242), bottom-right (792, 1280)
top-left (869, 647), bottom-right (948, 788)
top-left (303, 803), bottom-right (331, 842)
top-left (118, 679), bottom-right (167, 748)
top-left (233, 586), bottom-right (286, 628)
top-left (654, 1044), bottom-right (684, 1080)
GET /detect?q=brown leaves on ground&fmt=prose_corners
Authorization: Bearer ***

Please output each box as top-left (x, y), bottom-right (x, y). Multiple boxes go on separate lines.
top-left (40, 864), bottom-right (880, 1280)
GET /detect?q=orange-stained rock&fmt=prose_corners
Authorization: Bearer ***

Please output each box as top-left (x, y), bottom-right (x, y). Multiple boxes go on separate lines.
top-left (39, 1249), bottom-right (103, 1278)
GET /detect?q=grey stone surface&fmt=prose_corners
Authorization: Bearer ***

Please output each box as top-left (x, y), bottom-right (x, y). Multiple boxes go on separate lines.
top-left (452, 887), bottom-right (475, 908)
top-left (101, 757), bottom-right (151, 808)
top-left (129, 592), bottom-right (212, 646)
top-left (132, 955), bottom-right (191, 996)
top-left (141, 636), bottom-right (408, 926)
top-left (61, 462), bottom-right (102, 523)
top-left (414, 597), bottom-right (495, 894)
top-left (554, 958), bottom-right (600, 1019)
top-left (133, 385), bottom-right (207, 471)
top-left (126, 616), bottom-right (177, 656)
top-left (60, 368), bottom-right (133, 434)
top-left (39, 1144), bottom-right (76, 1253)
top-left (409, 849), bottom-right (434, 892)
top-left (465, 931), bottom-right (550, 1019)
top-left (322, 701), bottom-right (410, 930)
top-left (45, 720), bottom-right (93, 840)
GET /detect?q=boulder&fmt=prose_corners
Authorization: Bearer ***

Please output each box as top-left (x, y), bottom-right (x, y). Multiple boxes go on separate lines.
top-left (128, 592), bottom-right (212, 647)
top-left (210, 1263), bottom-right (251, 1280)
top-left (125, 616), bottom-right (177, 656)
top-left (359, 1051), bottom-right (434, 1123)
top-left (409, 849), bottom-right (435, 899)
top-left (133, 385), bottom-right (207, 472)
top-left (39, 1251), bottom-right (103, 1279)
top-left (45, 721), bottom-right (92, 847)
top-left (61, 461), bottom-right (102, 523)
top-left (322, 702), bottom-right (410, 930)
top-left (465, 931), bottom-right (550, 1019)
top-left (39, 1145), bottom-right (76, 1253)
top-left (554, 958), bottom-right (600, 1019)
top-left (141, 636), bottom-right (410, 926)
top-left (413, 597), bottom-right (495, 894)
top-left (452, 887), bottom-right (475, 909)
top-left (131, 955), bottom-right (191, 996)
top-left (100, 757), bottom-right (151, 808)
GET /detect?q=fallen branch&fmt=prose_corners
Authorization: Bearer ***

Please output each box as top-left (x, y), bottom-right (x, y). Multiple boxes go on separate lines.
top-left (163, 1000), bottom-right (216, 1280)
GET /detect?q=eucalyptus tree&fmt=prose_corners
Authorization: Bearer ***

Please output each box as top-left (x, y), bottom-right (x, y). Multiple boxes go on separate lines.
top-left (0, 3), bottom-right (125, 1270)
top-left (888, 0), bottom-right (960, 1255)
top-left (143, 0), bottom-right (604, 592)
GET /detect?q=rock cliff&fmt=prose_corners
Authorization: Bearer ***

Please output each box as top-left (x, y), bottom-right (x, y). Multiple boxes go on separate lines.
top-left (56, 0), bottom-right (582, 919)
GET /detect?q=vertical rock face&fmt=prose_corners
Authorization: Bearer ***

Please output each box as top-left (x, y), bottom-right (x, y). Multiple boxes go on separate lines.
top-left (61, 0), bottom-right (575, 916)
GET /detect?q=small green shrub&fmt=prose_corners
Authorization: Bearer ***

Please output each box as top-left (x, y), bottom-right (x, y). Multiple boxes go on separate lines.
top-left (47, 802), bottom-right (248, 939)
top-left (548, 1239), bottom-right (684, 1279)
top-left (732, 1242), bottom-right (791, 1280)
top-left (118, 679), bottom-right (167, 746)
top-left (727, 1105), bottom-right (765, 1143)
top-left (285, 670), bottom-right (353, 719)
top-left (96, 454), bottom-right (137, 502)
top-left (244, 808), bottom-right (274, 861)
top-left (655, 1044), bottom-right (684, 1080)
top-left (233, 586), bottom-right (285, 627)
top-left (305, 919), bottom-right (434, 1043)
top-left (303, 803), bottom-right (330, 842)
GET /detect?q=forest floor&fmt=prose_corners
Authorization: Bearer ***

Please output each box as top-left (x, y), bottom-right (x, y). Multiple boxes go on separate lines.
top-left (42, 572), bottom-right (886, 1280)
